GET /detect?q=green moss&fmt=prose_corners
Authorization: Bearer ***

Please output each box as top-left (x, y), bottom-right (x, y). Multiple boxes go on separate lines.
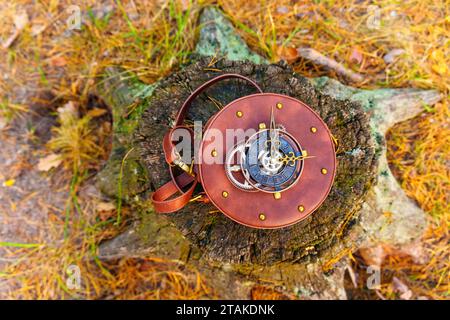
top-left (96, 148), bottom-right (150, 199)
top-left (194, 7), bottom-right (267, 64)
top-left (136, 208), bottom-right (191, 260)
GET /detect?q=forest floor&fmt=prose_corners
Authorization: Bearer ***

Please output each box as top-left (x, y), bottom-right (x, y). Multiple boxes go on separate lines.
top-left (0, 0), bottom-right (448, 299)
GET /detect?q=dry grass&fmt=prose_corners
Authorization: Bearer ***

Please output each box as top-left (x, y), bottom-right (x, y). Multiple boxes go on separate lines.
top-left (382, 100), bottom-right (449, 299)
top-left (1, 198), bottom-right (119, 299)
top-left (0, 0), bottom-right (448, 299)
top-left (104, 257), bottom-right (212, 299)
top-left (0, 0), bottom-right (213, 300)
top-left (1, 193), bottom-right (212, 299)
top-left (221, 0), bottom-right (449, 90)
top-left (250, 285), bottom-right (295, 300)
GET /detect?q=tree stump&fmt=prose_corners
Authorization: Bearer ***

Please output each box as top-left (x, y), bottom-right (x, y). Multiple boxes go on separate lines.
top-left (134, 57), bottom-right (376, 265)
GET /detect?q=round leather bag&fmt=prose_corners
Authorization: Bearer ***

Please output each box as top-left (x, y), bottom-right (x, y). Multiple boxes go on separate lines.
top-left (199, 93), bottom-right (336, 229)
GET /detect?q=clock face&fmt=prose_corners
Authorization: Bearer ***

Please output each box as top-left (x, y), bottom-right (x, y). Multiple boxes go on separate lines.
top-left (228, 129), bottom-right (304, 193)
top-left (199, 93), bottom-right (336, 229)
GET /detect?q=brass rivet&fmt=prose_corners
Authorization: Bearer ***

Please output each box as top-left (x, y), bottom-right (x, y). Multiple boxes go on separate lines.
top-left (236, 111), bottom-right (243, 118)
top-left (259, 213), bottom-right (266, 221)
top-left (302, 149), bottom-right (308, 157)
top-left (273, 192), bottom-right (281, 200)
top-left (259, 122), bottom-right (266, 129)
top-left (276, 102), bottom-right (283, 109)
top-left (321, 168), bottom-right (328, 174)
top-left (222, 191), bottom-right (228, 198)
top-left (298, 205), bottom-right (305, 212)
top-left (310, 127), bottom-right (317, 133)
top-left (211, 149), bottom-right (218, 157)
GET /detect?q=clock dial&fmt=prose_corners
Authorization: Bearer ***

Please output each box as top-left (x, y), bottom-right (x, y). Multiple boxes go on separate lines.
top-left (241, 129), bottom-right (304, 193)
top-left (224, 107), bottom-right (311, 193)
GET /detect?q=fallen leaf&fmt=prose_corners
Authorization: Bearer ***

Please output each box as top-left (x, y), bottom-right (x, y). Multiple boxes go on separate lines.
top-left (2, 31), bottom-right (19, 49)
top-left (96, 201), bottom-right (116, 212)
top-left (359, 245), bottom-right (387, 267)
top-left (57, 101), bottom-right (79, 124)
top-left (71, 80), bottom-right (79, 95)
top-left (398, 241), bottom-right (428, 264)
top-left (276, 46), bottom-right (299, 63)
top-left (49, 56), bottom-right (67, 67)
top-left (2, 11), bottom-right (29, 49)
top-left (383, 49), bottom-right (405, 64)
top-left (13, 12), bottom-right (29, 30)
top-left (97, 201), bottom-right (117, 221)
top-left (399, 290), bottom-right (413, 300)
top-left (375, 290), bottom-right (386, 300)
top-left (276, 6), bottom-right (289, 14)
top-left (0, 116), bottom-right (7, 130)
top-left (31, 24), bottom-right (46, 36)
top-left (87, 107), bottom-right (108, 118)
top-left (392, 277), bottom-right (413, 300)
top-left (431, 61), bottom-right (448, 75)
top-left (430, 49), bottom-right (444, 61)
top-left (2, 179), bottom-right (16, 187)
top-left (430, 50), bottom-right (448, 75)
top-left (349, 46), bottom-right (363, 65)
top-left (37, 154), bottom-right (62, 171)
top-left (180, 0), bottom-right (191, 11)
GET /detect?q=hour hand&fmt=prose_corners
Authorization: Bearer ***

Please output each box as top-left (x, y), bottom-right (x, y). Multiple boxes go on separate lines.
top-left (278, 151), bottom-right (315, 166)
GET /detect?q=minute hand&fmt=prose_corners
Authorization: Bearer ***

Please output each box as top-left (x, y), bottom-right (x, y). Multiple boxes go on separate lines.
top-left (269, 107), bottom-right (279, 158)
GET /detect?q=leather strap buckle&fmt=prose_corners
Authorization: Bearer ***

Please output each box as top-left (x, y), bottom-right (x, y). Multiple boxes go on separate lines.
top-left (173, 155), bottom-right (194, 176)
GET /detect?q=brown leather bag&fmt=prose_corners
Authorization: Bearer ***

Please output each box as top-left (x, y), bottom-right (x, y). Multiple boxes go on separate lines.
top-left (152, 74), bottom-right (337, 229)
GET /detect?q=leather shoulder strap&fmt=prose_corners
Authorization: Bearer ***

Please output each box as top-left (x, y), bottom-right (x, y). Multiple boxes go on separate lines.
top-left (174, 73), bottom-right (263, 126)
top-left (152, 74), bottom-right (262, 213)
top-left (151, 172), bottom-right (197, 213)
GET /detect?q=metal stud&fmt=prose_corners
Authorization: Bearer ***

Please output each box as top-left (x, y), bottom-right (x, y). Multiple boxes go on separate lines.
top-left (273, 192), bottom-right (281, 200)
top-left (298, 205), bottom-right (305, 212)
top-left (222, 191), bottom-right (228, 198)
top-left (276, 102), bottom-right (283, 109)
top-left (259, 122), bottom-right (266, 129)
top-left (236, 111), bottom-right (243, 118)
top-left (211, 149), bottom-right (218, 157)
top-left (259, 213), bottom-right (266, 221)
top-left (310, 127), bottom-right (317, 133)
top-left (321, 168), bottom-right (328, 175)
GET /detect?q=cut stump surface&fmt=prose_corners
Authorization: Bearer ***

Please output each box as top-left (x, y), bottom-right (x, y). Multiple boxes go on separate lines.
top-left (134, 57), bottom-right (377, 265)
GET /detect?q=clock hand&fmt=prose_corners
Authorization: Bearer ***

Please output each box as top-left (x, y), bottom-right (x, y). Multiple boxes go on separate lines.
top-left (269, 106), bottom-right (280, 159)
top-left (278, 152), bottom-right (316, 166)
